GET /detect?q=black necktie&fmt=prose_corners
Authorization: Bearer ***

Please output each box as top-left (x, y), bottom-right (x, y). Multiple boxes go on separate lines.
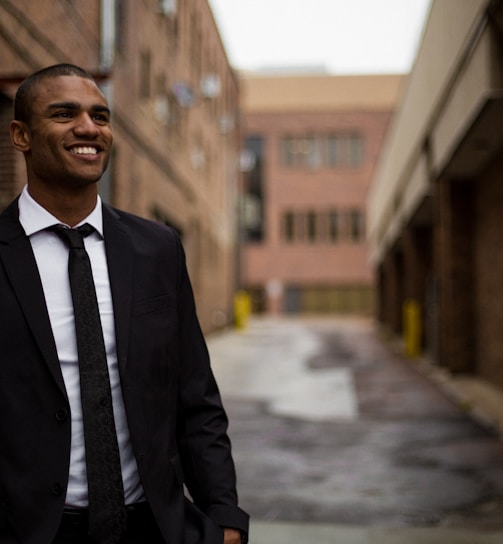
top-left (52, 224), bottom-right (127, 544)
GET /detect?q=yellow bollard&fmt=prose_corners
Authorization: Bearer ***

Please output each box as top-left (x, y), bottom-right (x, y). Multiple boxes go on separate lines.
top-left (403, 299), bottom-right (421, 358)
top-left (234, 290), bottom-right (251, 330)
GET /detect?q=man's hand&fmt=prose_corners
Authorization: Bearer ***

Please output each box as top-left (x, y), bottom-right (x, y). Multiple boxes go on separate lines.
top-left (224, 527), bottom-right (242, 544)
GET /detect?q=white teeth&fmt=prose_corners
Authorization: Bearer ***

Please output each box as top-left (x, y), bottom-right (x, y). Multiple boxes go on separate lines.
top-left (71, 146), bottom-right (98, 155)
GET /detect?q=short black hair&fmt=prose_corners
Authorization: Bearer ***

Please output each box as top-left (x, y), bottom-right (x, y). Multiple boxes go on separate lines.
top-left (14, 64), bottom-right (96, 123)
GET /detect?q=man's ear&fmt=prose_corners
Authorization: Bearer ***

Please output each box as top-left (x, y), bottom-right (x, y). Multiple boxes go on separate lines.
top-left (10, 120), bottom-right (31, 152)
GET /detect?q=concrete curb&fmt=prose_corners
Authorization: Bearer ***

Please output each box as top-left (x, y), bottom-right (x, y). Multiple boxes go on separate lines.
top-left (382, 332), bottom-right (503, 439)
top-left (250, 520), bottom-right (503, 544)
top-left (414, 358), bottom-right (503, 439)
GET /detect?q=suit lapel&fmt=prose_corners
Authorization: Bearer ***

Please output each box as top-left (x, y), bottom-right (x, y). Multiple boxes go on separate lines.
top-left (102, 204), bottom-right (133, 376)
top-left (0, 199), bottom-right (67, 396)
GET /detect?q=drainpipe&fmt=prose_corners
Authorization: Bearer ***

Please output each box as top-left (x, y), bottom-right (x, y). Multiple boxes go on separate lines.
top-left (99, 0), bottom-right (115, 204)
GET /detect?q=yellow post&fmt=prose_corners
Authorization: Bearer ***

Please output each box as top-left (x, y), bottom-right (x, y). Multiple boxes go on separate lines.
top-left (234, 290), bottom-right (251, 330)
top-left (403, 299), bottom-right (421, 358)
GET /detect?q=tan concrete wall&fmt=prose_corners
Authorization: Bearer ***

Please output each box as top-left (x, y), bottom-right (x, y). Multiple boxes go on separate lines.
top-left (368, 0), bottom-right (503, 389)
top-left (367, 0), bottom-right (490, 263)
top-left (241, 76), bottom-right (398, 313)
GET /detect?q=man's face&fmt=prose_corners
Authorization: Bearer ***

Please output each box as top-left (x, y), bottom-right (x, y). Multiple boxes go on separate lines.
top-left (20, 75), bottom-right (113, 190)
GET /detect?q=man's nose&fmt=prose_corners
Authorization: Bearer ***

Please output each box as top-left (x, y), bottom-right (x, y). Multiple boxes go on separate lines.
top-left (73, 113), bottom-right (100, 136)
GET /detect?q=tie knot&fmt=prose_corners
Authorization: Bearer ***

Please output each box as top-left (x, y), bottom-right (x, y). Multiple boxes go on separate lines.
top-left (51, 223), bottom-right (94, 249)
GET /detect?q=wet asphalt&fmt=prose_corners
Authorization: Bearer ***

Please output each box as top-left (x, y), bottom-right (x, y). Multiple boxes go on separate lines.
top-left (207, 317), bottom-right (503, 543)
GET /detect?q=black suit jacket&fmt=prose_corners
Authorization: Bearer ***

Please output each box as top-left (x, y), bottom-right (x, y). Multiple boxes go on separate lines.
top-left (0, 199), bottom-right (248, 544)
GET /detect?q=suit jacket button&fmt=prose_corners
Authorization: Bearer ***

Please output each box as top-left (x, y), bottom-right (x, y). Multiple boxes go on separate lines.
top-left (55, 408), bottom-right (68, 421)
top-left (52, 482), bottom-right (64, 496)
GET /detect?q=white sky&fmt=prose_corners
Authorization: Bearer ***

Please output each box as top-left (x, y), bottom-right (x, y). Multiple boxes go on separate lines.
top-left (209, 0), bottom-right (432, 74)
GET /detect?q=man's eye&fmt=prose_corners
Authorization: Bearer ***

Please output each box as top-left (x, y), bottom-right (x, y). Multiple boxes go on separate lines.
top-left (55, 111), bottom-right (72, 118)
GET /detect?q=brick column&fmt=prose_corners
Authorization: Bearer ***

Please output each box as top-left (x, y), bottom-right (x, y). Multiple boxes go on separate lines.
top-left (402, 225), bottom-right (433, 351)
top-left (381, 248), bottom-right (404, 335)
top-left (376, 265), bottom-right (385, 323)
top-left (435, 178), bottom-right (474, 373)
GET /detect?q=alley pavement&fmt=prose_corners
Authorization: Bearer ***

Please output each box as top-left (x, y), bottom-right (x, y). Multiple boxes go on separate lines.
top-left (207, 317), bottom-right (503, 544)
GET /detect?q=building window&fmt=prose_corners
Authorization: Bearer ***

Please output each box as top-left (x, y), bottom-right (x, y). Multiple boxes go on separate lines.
top-left (190, 12), bottom-right (202, 79)
top-left (349, 210), bottom-right (364, 242)
top-left (281, 209), bottom-right (365, 244)
top-left (243, 136), bottom-right (265, 241)
top-left (140, 50), bottom-right (151, 99)
top-left (349, 134), bottom-right (364, 166)
top-left (281, 133), bottom-right (364, 169)
top-left (326, 136), bottom-right (337, 166)
top-left (283, 212), bottom-right (295, 242)
top-left (115, 1), bottom-right (127, 55)
top-left (328, 211), bottom-right (339, 242)
top-left (281, 136), bottom-right (299, 167)
top-left (304, 136), bottom-right (322, 169)
top-left (307, 211), bottom-right (317, 241)
top-left (327, 133), bottom-right (363, 167)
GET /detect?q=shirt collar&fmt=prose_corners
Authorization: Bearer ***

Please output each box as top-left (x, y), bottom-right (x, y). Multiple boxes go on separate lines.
top-left (18, 185), bottom-right (104, 238)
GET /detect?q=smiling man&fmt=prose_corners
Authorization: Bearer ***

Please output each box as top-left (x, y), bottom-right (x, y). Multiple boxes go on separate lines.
top-left (11, 68), bottom-right (113, 226)
top-left (0, 64), bottom-right (248, 544)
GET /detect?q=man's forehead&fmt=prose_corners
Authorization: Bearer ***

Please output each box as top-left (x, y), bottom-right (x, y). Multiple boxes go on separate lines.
top-left (32, 75), bottom-right (107, 105)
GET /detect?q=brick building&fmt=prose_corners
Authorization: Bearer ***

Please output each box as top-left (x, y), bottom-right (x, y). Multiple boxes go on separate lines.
top-left (240, 73), bottom-right (403, 314)
top-left (0, 0), bottom-right (240, 332)
top-left (367, 0), bottom-right (503, 390)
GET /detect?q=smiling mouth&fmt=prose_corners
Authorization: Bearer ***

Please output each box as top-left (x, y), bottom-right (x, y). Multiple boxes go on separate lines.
top-left (69, 146), bottom-right (99, 155)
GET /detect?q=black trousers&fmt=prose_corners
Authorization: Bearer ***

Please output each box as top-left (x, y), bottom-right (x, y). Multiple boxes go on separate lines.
top-left (53, 503), bottom-right (164, 544)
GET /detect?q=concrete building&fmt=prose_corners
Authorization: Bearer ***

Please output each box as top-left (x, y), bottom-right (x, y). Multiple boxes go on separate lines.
top-left (240, 72), bottom-right (403, 314)
top-left (367, 0), bottom-right (503, 390)
top-left (0, 0), bottom-right (240, 332)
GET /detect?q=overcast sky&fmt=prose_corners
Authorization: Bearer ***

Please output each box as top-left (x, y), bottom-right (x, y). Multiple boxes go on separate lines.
top-left (209, 0), bottom-right (432, 74)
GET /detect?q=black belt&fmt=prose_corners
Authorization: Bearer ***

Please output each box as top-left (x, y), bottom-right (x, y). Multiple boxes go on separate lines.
top-left (59, 502), bottom-right (152, 536)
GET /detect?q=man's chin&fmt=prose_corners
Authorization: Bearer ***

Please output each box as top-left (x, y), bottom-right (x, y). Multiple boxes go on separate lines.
top-left (69, 168), bottom-right (107, 186)
top-left (64, 176), bottom-right (102, 192)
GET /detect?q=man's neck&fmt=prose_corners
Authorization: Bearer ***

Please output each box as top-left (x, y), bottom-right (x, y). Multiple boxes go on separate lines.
top-left (26, 183), bottom-right (99, 227)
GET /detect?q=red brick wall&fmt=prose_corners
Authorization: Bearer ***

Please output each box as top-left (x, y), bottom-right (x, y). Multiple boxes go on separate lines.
top-left (474, 152), bottom-right (503, 388)
top-left (0, 0), bottom-right (101, 76)
top-left (0, 95), bottom-right (16, 210)
top-left (242, 108), bottom-right (392, 313)
top-left (0, 0), bottom-right (240, 333)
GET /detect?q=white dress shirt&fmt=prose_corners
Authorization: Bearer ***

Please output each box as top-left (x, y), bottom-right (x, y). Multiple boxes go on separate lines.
top-left (18, 185), bottom-right (144, 507)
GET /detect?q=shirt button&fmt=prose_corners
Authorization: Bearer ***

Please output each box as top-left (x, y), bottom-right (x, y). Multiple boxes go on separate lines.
top-left (52, 482), bottom-right (64, 496)
top-left (55, 408), bottom-right (69, 421)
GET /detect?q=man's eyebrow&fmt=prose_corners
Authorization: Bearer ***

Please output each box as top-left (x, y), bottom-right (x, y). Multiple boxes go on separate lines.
top-left (47, 101), bottom-right (80, 110)
top-left (46, 102), bottom-right (111, 114)
top-left (92, 105), bottom-right (111, 114)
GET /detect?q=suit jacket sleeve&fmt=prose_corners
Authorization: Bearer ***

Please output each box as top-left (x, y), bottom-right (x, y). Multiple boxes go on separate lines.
top-left (173, 235), bottom-right (249, 537)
